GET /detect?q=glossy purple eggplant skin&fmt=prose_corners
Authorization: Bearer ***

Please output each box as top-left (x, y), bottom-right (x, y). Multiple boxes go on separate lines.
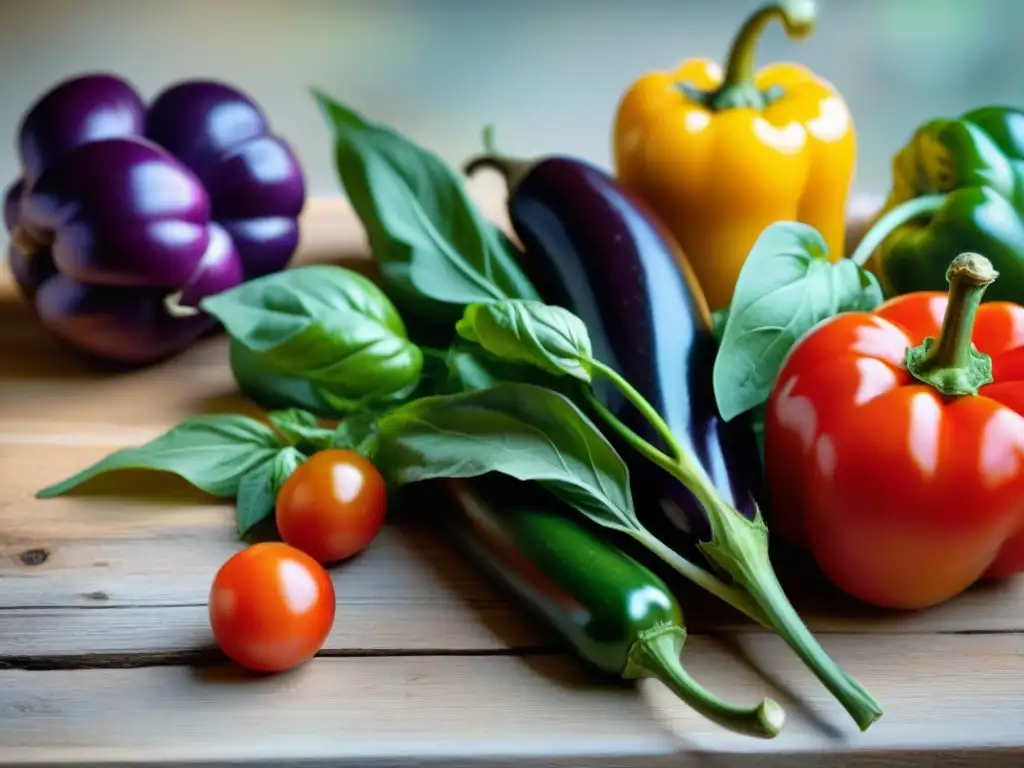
top-left (507, 157), bottom-right (762, 545)
top-left (3, 73), bottom-right (305, 365)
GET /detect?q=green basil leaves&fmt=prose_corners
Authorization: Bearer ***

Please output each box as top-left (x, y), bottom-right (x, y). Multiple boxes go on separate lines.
top-left (712, 222), bottom-right (884, 422)
top-left (312, 89), bottom-right (540, 328)
top-left (368, 383), bottom-right (639, 534)
top-left (456, 300), bottom-right (593, 382)
top-left (202, 265), bottom-right (423, 415)
top-left (36, 409), bottom-right (336, 536)
top-left (36, 415), bottom-right (283, 500)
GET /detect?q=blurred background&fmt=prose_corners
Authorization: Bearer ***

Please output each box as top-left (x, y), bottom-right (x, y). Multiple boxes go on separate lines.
top-left (1, 0), bottom-right (1022, 202)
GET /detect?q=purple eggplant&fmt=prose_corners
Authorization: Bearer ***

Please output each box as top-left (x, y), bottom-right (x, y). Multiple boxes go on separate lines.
top-left (463, 149), bottom-right (762, 551)
top-left (3, 73), bottom-right (305, 364)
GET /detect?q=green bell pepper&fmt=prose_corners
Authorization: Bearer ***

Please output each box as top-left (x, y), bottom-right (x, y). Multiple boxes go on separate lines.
top-left (848, 105), bottom-right (1024, 303)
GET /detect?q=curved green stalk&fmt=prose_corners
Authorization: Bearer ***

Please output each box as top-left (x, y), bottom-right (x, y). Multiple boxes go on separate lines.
top-left (588, 359), bottom-right (885, 730)
top-left (624, 625), bottom-right (785, 738)
top-left (849, 194), bottom-right (947, 267)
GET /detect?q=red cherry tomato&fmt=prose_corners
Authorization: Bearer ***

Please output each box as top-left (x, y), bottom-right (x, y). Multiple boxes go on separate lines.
top-left (275, 449), bottom-right (387, 564)
top-left (208, 542), bottom-right (335, 672)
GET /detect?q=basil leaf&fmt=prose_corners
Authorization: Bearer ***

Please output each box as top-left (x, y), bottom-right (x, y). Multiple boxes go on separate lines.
top-left (36, 416), bottom-right (282, 499)
top-left (456, 300), bottom-right (593, 382)
top-left (445, 343), bottom-right (551, 393)
top-left (713, 222), bottom-right (884, 421)
top-left (236, 446), bottom-right (306, 536)
top-left (369, 383), bottom-right (638, 533)
top-left (312, 90), bottom-right (540, 323)
top-left (268, 409), bottom-right (336, 451)
top-left (230, 340), bottom-right (344, 419)
top-left (202, 265), bottom-right (423, 413)
top-left (333, 412), bottom-right (381, 457)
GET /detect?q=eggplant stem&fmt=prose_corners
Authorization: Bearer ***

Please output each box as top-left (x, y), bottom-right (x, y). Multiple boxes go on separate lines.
top-left (461, 124), bottom-right (535, 192)
top-left (695, 492), bottom-right (884, 731)
top-left (623, 624), bottom-right (786, 738)
top-left (587, 358), bottom-right (884, 729)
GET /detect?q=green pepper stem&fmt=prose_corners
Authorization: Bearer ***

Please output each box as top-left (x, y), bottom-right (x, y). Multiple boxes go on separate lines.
top-left (462, 125), bottom-right (535, 193)
top-left (589, 357), bottom-right (884, 730)
top-left (624, 624), bottom-right (786, 738)
top-left (684, 0), bottom-right (816, 111)
top-left (849, 193), bottom-right (947, 267)
top-left (905, 252), bottom-right (997, 396)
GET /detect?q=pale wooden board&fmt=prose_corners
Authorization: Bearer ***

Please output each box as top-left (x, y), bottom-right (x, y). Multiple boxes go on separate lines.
top-left (3, 440), bottom-right (1024, 663)
top-left (2, 635), bottom-right (1023, 767)
top-left (3, 192), bottom-right (1023, 765)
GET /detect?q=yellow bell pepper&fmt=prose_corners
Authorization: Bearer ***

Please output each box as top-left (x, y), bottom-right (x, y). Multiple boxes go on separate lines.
top-left (612, 0), bottom-right (856, 311)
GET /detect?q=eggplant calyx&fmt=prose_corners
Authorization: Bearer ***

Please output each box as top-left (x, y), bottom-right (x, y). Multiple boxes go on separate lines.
top-left (462, 124), bottom-right (536, 194)
top-left (10, 225), bottom-right (51, 258)
top-left (163, 290), bottom-right (202, 318)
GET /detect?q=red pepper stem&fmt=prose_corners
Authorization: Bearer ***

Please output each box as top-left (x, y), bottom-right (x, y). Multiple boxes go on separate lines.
top-left (462, 124), bottom-right (535, 194)
top-left (624, 625), bottom-right (786, 738)
top-left (693, 0), bottom-right (816, 111)
top-left (906, 252), bottom-right (998, 397)
top-left (849, 194), bottom-right (947, 268)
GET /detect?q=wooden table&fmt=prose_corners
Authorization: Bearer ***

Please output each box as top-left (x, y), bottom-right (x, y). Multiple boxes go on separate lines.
top-left (2, 193), bottom-right (1022, 767)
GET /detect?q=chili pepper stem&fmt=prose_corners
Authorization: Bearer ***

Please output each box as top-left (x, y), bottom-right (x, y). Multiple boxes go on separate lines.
top-left (849, 194), bottom-right (947, 267)
top-left (462, 125), bottom-right (535, 193)
top-left (624, 624), bottom-right (786, 738)
top-left (906, 252), bottom-right (998, 396)
top-left (681, 0), bottom-right (817, 111)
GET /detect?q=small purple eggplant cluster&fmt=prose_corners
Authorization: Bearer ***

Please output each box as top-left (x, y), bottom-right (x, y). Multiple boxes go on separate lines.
top-left (3, 73), bottom-right (306, 365)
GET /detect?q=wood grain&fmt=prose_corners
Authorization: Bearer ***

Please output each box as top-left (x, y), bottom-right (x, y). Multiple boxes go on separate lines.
top-left (3, 440), bottom-right (1024, 664)
top-left (2, 191), bottom-right (1022, 766)
top-left (2, 635), bottom-right (1023, 767)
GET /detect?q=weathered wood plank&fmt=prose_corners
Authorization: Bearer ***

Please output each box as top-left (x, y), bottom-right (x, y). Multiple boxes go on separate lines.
top-left (1, 634), bottom-right (1021, 767)
top-left (2, 442), bottom-right (1024, 662)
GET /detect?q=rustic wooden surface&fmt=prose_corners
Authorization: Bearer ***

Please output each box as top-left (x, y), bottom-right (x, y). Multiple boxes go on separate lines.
top-left (2, 190), bottom-right (1023, 767)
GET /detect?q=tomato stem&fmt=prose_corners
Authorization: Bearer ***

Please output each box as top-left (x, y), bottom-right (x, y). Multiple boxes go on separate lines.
top-left (624, 625), bottom-right (786, 738)
top-left (906, 252), bottom-right (997, 397)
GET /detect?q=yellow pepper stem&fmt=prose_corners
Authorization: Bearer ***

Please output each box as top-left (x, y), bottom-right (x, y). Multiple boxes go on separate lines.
top-left (681, 0), bottom-right (817, 111)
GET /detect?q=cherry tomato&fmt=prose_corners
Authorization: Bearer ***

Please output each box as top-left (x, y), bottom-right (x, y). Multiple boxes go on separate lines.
top-left (275, 449), bottom-right (387, 564)
top-left (208, 541), bottom-right (335, 672)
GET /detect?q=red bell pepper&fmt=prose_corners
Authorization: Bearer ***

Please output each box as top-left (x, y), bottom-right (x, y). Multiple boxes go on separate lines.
top-left (764, 252), bottom-right (1024, 610)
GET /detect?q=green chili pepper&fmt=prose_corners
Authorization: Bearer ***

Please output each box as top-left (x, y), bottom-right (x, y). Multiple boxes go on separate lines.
top-left (435, 476), bottom-right (785, 739)
top-left (849, 105), bottom-right (1024, 302)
